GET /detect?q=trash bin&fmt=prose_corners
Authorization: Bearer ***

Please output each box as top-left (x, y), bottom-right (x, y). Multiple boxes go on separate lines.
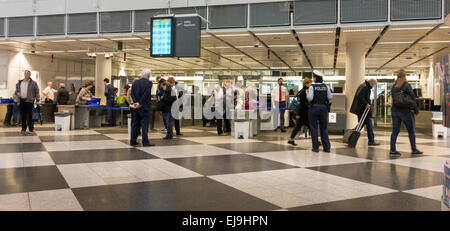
top-left (55, 112), bottom-right (72, 131)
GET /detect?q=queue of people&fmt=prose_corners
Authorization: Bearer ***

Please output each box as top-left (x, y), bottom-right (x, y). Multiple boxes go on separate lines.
top-left (3, 68), bottom-right (423, 155)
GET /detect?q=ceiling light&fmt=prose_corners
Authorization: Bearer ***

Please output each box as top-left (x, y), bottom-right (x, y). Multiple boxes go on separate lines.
top-left (303, 44), bottom-right (334, 47)
top-left (391, 27), bottom-right (433, 31)
top-left (68, 50), bottom-right (89, 53)
top-left (204, 46), bottom-right (230, 49)
top-left (123, 48), bottom-right (144, 51)
top-left (419, 41), bottom-right (450, 44)
top-left (379, 41), bottom-right (412, 45)
top-left (0, 42), bottom-right (16, 45)
top-left (268, 45), bottom-right (297, 48)
top-left (51, 40), bottom-right (77, 43)
top-left (222, 54), bottom-right (246, 57)
top-left (255, 32), bottom-right (291, 36)
top-left (200, 35), bottom-right (211, 38)
top-left (111, 38), bottom-right (140, 41)
top-left (297, 31), bottom-right (335, 34)
top-left (235, 46), bottom-right (255, 49)
top-left (43, 50), bottom-right (64, 53)
top-left (216, 34), bottom-right (249, 37)
top-left (80, 38), bottom-right (108, 42)
top-left (343, 29), bottom-right (382, 32)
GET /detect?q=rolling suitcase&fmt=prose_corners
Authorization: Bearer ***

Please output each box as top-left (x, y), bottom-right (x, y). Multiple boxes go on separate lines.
top-left (344, 108), bottom-right (370, 148)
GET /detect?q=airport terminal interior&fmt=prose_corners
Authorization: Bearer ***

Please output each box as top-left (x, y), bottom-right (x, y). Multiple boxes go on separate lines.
top-left (0, 0), bottom-right (449, 211)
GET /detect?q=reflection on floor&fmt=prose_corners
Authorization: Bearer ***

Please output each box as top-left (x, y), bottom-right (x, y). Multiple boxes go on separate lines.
top-left (0, 123), bottom-right (448, 211)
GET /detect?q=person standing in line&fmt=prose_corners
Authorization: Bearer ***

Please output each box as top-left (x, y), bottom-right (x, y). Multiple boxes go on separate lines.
top-left (56, 83), bottom-right (69, 105)
top-left (130, 69), bottom-right (154, 147)
top-left (220, 80), bottom-right (233, 135)
top-left (75, 81), bottom-right (94, 105)
top-left (104, 78), bottom-right (116, 126)
top-left (149, 76), bottom-right (161, 132)
top-left (126, 78), bottom-right (138, 135)
top-left (167, 76), bottom-right (184, 136)
top-left (271, 78), bottom-right (289, 132)
top-left (160, 81), bottom-right (177, 140)
top-left (12, 92), bottom-right (21, 126)
top-left (349, 78), bottom-right (380, 146)
top-left (43, 82), bottom-right (57, 103)
top-left (307, 71), bottom-right (332, 153)
top-left (288, 89), bottom-right (296, 128)
top-left (15, 70), bottom-right (40, 136)
top-left (288, 78), bottom-right (312, 146)
top-left (390, 69), bottom-right (423, 155)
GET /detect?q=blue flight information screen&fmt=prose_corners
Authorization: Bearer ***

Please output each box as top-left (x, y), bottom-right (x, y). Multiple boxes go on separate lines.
top-left (151, 17), bottom-right (174, 57)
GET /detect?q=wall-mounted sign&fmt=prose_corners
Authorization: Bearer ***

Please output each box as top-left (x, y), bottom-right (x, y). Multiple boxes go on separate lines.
top-left (329, 113), bottom-right (337, 123)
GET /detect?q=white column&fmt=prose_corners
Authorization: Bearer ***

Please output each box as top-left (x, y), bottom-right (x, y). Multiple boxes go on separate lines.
top-left (345, 41), bottom-right (366, 129)
top-left (95, 54), bottom-right (112, 99)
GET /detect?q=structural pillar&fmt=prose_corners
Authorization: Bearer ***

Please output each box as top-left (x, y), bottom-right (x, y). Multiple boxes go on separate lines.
top-left (95, 54), bottom-right (112, 99)
top-left (345, 41), bottom-right (366, 129)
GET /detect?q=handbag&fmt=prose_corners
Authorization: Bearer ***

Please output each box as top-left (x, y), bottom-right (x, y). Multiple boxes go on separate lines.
top-left (392, 90), bottom-right (415, 109)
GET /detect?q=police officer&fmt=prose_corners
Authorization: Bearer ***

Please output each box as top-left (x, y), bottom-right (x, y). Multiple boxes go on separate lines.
top-left (307, 71), bottom-right (333, 153)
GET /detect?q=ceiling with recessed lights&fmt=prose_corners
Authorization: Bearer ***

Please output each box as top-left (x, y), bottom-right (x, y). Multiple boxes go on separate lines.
top-left (1, 23), bottom-right (449, 73)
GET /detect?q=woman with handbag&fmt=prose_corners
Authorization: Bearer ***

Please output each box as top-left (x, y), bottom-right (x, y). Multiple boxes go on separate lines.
top-left (390, 69), bottom-right (422, 155)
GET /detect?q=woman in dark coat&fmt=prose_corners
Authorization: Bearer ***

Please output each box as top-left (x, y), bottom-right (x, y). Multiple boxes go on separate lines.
top-left (159, 81), bottom-right (177, 140)
top-left (288, 78), bottom-right (312, 146)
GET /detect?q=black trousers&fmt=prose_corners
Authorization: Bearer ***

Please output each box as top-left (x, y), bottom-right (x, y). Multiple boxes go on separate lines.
top-left (290, 118), bottom-right (310, 139)
top-left (173, 106), bottom-right (183, 134)
top-left (150, 105), bottom-right (157, 129)
top-left (20, 100), bottom-right (34, 132)
top-left (131, 107), bottom-right (150, 145)
top-left (4, 104), bottom-right (13, 125)
top-left (217, 112), bottom-right (231, 135)
top-left (309, 104), bottom-right (330, 151)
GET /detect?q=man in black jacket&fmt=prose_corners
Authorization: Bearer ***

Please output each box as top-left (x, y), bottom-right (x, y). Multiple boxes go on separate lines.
top-left (349, 78), bottom-right (380, 146)
top-left (56, 83), bottom-right (69, 105)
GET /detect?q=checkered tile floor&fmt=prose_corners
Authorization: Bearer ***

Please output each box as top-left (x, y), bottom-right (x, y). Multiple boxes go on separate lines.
top-left (0, 124), bottom-right (448, 211)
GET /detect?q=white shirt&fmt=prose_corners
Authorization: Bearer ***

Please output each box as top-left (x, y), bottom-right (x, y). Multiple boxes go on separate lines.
top-left (43, 86), bottom-right (57, 101)
top-left (20, 80), bottom-right (30, 99)
top-left (271, 85), bottom-right (289, 102)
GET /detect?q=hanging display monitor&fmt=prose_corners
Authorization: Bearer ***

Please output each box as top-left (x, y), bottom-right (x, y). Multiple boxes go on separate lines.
top-left (174, 15), bottom-right (201, 57)
top-left (150, 17), bottom-right (174, 57)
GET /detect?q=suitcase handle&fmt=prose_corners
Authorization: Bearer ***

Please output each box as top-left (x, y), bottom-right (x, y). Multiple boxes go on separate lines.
top-left (355, 108), bottom-right (370, 132)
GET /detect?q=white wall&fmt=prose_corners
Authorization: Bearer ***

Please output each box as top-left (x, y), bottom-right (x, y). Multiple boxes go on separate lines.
top-left (0, 49), bottom-right (95, 100)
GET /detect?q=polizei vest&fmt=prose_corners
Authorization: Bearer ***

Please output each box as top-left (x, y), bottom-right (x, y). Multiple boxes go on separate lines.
top-left (312, 83), bottom-right (328, 105)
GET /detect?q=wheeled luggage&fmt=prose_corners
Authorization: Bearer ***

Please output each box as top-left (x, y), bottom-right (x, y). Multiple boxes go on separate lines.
top-left (343, 108), bottom-right (370, 147)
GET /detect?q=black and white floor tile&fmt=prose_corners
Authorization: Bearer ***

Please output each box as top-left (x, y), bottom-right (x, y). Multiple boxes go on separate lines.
top-left (0, 123), bottom-right (448, 211)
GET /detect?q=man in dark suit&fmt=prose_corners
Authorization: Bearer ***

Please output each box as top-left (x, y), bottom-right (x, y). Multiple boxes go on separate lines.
top-left (56, 83), bottom-right (69, 105)
top-left (104, 78), bottom-right (116, 126)
top-left (350, 78), bottom-right (380, 146)
top-left (130, 69), bottom-right (154, 147)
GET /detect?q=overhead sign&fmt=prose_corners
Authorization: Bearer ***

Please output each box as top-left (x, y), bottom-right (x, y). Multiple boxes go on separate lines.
top-left (174, 15), bottom-right (201, 57)
top-left (150, 17), bottom-right (174, 57)
top-left (150, 15), bottom-right (201, 58)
